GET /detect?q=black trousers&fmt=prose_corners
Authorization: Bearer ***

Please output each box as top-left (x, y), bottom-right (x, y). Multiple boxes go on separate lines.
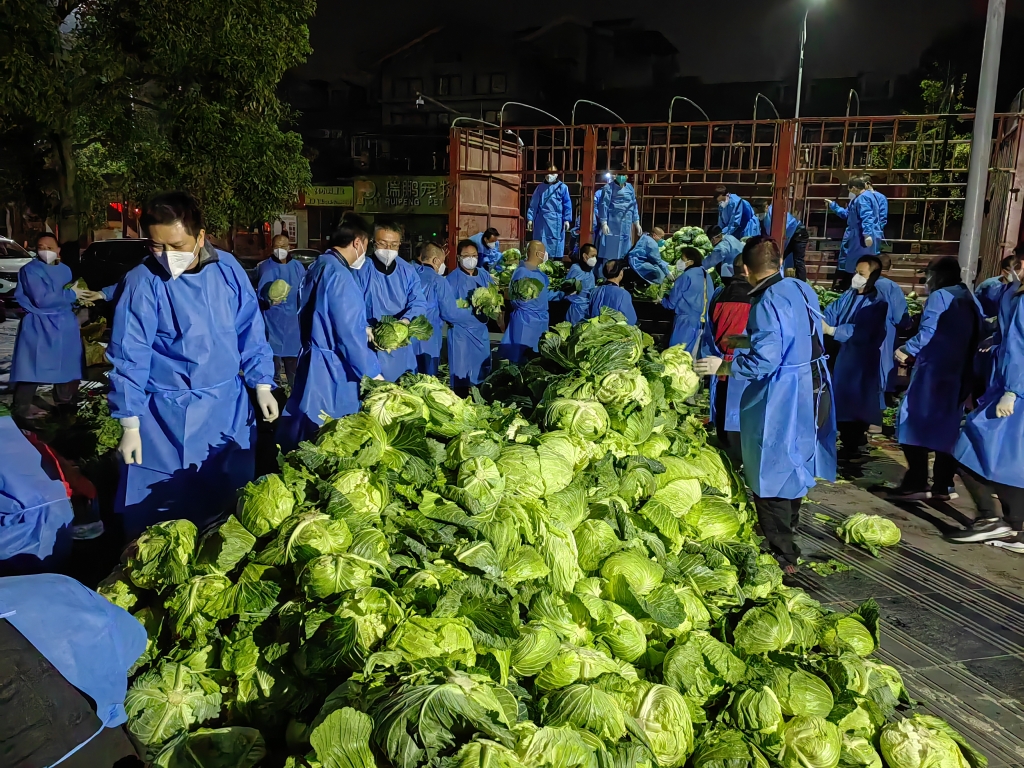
top-left (274, 356), bottom-right (298, 387)
top-left (13, 381), bottom-right (79, 408)
top-left (753, 494), bottom-right (802, 565)
top-left (713, 378), bottom-right (743, 468)
top-left (837, 420), bottom-right (869, 458)
top-left (785, 227), bottom-right (809, 282)
top-left (959, 465), bottom-right (1024, 529)
top-left (902, 444), bottom-right (957, 493)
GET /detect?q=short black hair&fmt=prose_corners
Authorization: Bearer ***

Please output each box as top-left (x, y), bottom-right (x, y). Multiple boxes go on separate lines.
top-left (35, 232), bottom-right (58, 247)
top-left (580, 243), bottom-right (598, 257)
top-left (848, 177), bottom-right (867, 191)
top-left (732, 253), bottom-right (747, 274)
top-left (714, 185), bottom-right (729, 198)
top-left (861, 173), bottom-right (873, 184)
top-left (603, 259), bottom-right (627, 279)
top-left (926, 256), bottom-right (962, 289)
top-left (856, 255), bottom-right (883, 272)
top-left (483, 228), bottom-right (500, 240)
top-left (1000, 253), bottom-right (1022, 272)
top-left (457, 238), bottom-right (478, 255)
top-left (878, 253), bottom-right (892, 271)
top-left (680, 246), bottom-right (703, 266)
top-left (374, 219), bottom-right (402, 238)
top-left (142, 191), bottom-right (204, 237)
top-left (742, 237), bottom-right (782, 273)
top-left (329, 212), bottom-right (370, 248)
top-left (705, 225), bottom-right (723, 239)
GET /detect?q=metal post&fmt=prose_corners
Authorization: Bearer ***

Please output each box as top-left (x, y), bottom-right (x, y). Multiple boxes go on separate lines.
top-left (447, 129), bottom-right (461, 263)
top-left (580, 127), bottom-right (598, 246)
top-left (959, 0), bottom-right (1006, 286)
top-left (795, 10), bottom-right (808, 119)
top-left (771, 122), bottom-right (797, 247)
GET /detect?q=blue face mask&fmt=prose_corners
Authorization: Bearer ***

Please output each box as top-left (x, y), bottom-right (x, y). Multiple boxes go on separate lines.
top-left (657, 239), bottom-right (666, 247)
top-left (616, 175), bottom-right (628, 185)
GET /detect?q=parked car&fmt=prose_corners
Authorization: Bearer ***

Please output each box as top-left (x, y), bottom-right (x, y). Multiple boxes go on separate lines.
top-left (288, 248), bottom-right (321, 266)
top-left (0, 237), bottom-right (35, 312)
top-left (74, 239), bottom-right (149, 320)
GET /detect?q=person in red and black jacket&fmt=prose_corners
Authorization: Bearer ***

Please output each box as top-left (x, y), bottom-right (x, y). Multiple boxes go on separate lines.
top-left (700, 250), bottom-right (753, 467)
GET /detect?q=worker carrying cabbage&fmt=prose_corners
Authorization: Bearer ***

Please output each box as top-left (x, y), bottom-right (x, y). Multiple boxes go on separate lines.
top-left (278, 215), bottom-right (383, 452)
top-left (663, 246), bottom-right (714, 356)
top-left (107, 192), bottom-right (278, 539)
top-left (527, 165), bottom-right (573, 261)
top-left (447, 239), bottom-right (503, 394)
top-left (695, 239), bottom-right (836, 574)
top-left (588, 260), bottom-right (637, 325)
top-left (597, 164), bottom-right (640, 264)
top-left (256, 233), bottom-right (306, 387)
top-left (626, 226), bottom-right (671, 285)
top-left (498, 240), bottom-right (563, 365)
top-left (353, 220), bottom-right (429, 381)
top-left (469, 228), bottom-right (503, 273)
top-left (701, 225), bottom-right (744, 284)
top-left (714, 185), bottom-right (761, 239)
top-left (411, 242), bottom-right (478, 377)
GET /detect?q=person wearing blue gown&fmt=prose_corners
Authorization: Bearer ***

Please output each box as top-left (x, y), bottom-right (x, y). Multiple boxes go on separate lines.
top-left (597, 166), bottom-right (641, 264)
top-left (498, 241), bottom-right (561, 364)
top-left (702, 226), bottom-right (744, 283)
top-left (695, 239), bottom-right (835, 572)
top-left (564, 244), bottom-right (598, 326)
top-left (279, 216), bottom-right (383, 452)
top-left (527, 166), bottom-right (573, 261)
top-left (107, 192), bottom-right (279, 539)
top-left (829, 177), bottom-right (882, 291)
top-left (663, 246), bottom-right (714, 356)
top-left (975, 254), bottom-right (1021, 319)
top-left (762, 203), bottom-right (809, 281)
top-left (588, 260), bottom-right (637, 324)
top-left (447, 239), bottom-right (502, 394)
top-left (411, 242), bottom-right (478, 377)
top-left (888, 257), bottom-right (983, 502)
top-left (469, 228), bottom-right (503, 273)
top-left (953, 278), bottom-right (1024, 549)
top-left (354, 221), bottom-right (429, 381)
top-left (10, 233), bottom-right (101, 420)
top-left (256, 233), bottom-right (306, 387)
top-left (822, 256), bottom-right (890, 462)
top-left (714, 186), bottom-right (761, 239)
top-left (873, 254), bottom-right (913, 398)
top-left (626, 227), bottom-right (671, 285)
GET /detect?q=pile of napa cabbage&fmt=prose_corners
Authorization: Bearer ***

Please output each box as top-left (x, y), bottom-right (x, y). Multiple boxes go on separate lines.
top-left (98, 309), bottom-right (981, 768)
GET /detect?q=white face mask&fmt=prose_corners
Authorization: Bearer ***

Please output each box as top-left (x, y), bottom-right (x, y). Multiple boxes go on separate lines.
top-left (435, 262), bottom-right (446, 276)
top-left (375, 249), bottom-right (398, 267)
top-left (546, 174), bottom-right (558, 184)
top-left (851, 273), bottom-right (868, 290)
top-left (848, 191), bottom-right (856, 201)
top-left (156, 241), bottom-right (199, 279)
top-left (349, 243), bottom-right (367, 270)
top-left (37, 249), bottom-right (59, 265)
top-left (585, 256), bottom-right (597, 267)
top-left (489, 240), bottom-right (499, 251)
top-left (718, 200), bottom-right (727, 210)
top-left (542, 252), bottom-right (549, 264)
top-left (461, 256), bottom-right (478, 271)
top-left (272, 247), bottom-right (288, 261)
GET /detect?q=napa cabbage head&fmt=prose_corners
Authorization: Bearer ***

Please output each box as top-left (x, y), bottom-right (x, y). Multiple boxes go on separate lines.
top-left (595, 369), bottom-right (652, 410)
top-left (779, 716), bottom-right (842, 768)
top-left (661, 346), bottom-right (701, 401)
top-left (239, 475), bottom-right (295, 538)
top-left (729, 687), bottom-right (784, 735)
top-left (545, 399), bottom-right (610, 441)
top-left (632, 682), bottom-right (694, 766)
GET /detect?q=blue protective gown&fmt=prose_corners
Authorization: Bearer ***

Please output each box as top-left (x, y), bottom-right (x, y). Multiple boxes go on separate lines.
top-left (701, 289), bottom-right (750, 433)
top-left (627, 234), bottom-right (671, 285)
top-left (955, 286), bottom-right (1024, 487)
top-left (10, 259), bottom-right (82, 385)
top-left (703, 234), bottom-right (744, 278)
top-left (412, 263), bottom-right (478, 376)
top-left (256, 257), bottom-right (305, 357)
top-left (824, 288), bottom-right (889, 425)
top-left (831, 195), bottom-right (882, 273)
top-left (498, 264), bottom-right (554, 364)
top-left (875, 276), bottom-right (912, 392)
top-left (107, 250), bottom-right (275, 539)
top-left (565, 263), bottom-right (597, 326)
top-left (896, 284), bottom-right (983, 453)
top-left (731, 275), bottom-right (837, 499)
top-left (446, 267), bottom-right (496, 388)
top-left (470, 232), bottom-right (504, 273)
top-left (527, 181), bottom-right (573, 259)
top-left (355, 256), bottom-right (429, 381)
top-left (718, 194), bottom-right (761, 239)
top-left (763, 204), bottom-right (802, 251)
top-left (976, 276), bottom-right (1013, 319)
top-left (597, 182), bottom-right (640, 263)
top-left (829, 190), bottom-right (888, 228)
top-left (664, 265), bottom-right (714, 355)
top-left (588, 283), bottom-right (637, 325)
top-left (279, 253), bottom-right (381, 451)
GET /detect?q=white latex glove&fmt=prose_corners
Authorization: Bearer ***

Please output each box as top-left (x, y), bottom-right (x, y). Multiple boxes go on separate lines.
top-left (373, 374), bottom-right (385, 381)
top-left (119, 427), bottom-right (143, 465)
top-left (996, 391), bottom-right (1016, 418)
top-left (864, 236), bottom-right (874, 248)
top-left (601, 222), bottom-right (611, 236)
top-left (256, 384), bottom-right (279, 422)
top-left (693, 357), bottom-right (724, 376)
top-left (526, 221), bottom-right (533, 232)
top-left (822, 322), bottom-right (836, 336)
top-left (894, 348), bottom-right (909, 364)
top-left (563, 221), bottom-right (570, 232)
top-left (633, 222), bottom-right (642, 236)
top-left (366, 327), bottom-right (374, 344)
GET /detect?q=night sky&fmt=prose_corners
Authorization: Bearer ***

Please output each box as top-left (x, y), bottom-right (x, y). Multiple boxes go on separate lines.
top-left (296, 0), bottom-right (1015, 87)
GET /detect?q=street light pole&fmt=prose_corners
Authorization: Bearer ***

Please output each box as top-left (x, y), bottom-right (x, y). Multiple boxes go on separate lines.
top-left (795, 9), bottom-right (808, 119)
top-left (959, 0), bottom-right (1007, 286)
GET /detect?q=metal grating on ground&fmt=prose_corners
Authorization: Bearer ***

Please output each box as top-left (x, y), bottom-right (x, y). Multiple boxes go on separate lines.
top-left (795, 501), bottom-right (1024, 767)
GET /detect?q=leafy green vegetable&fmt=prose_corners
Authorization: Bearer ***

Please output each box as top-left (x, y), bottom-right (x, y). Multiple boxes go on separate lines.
top-left (835, 514), bottom-right (901, 556)
top-left (880, 715), bottom-right (985, 768)
top-left (152, 727), bottom-right (266, 768)
top-left (127, 520), bottom-right (197, 590)
top-left (267, 279), bottom-right (291, 303)
top-left (471, 283), bottom-right (506, 320)
top-left (239, 474), bottom-right (295, 537)
top-left (510, 277), bottom-right (545, 302)
top-left (779, 716), bottom-right (843, 768)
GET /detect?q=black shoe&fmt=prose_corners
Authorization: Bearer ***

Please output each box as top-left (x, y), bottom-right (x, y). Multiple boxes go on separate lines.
top-left (988, 532), bottom-right (1024, 553)
top-left (947, 518), bottom-right (1013, 543)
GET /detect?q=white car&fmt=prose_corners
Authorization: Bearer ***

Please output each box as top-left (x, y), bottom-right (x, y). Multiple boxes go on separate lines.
top-left (0, 237), bottom-right (33, 309)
